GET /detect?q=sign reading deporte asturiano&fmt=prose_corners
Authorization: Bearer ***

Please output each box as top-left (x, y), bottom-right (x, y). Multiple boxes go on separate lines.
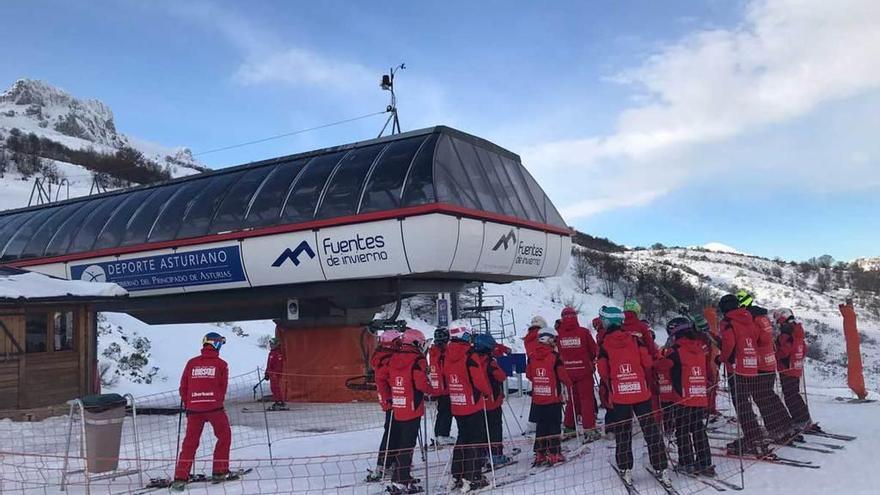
top-left (70, 246), bottom-right (246, 291)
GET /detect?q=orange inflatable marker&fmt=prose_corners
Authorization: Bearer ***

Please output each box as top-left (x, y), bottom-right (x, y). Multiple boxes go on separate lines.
top-left (839, 299), bottom-right (868, 400)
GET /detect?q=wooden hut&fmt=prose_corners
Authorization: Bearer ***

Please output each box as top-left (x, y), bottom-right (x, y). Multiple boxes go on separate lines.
top-left (0, 266), bottom-right (126, 415)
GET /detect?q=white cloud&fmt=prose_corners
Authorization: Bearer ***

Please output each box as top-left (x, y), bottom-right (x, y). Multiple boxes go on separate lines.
top-left (234, 48), bottom-right (374, 91)
top-left (525, 0), bottom-right (880, 219)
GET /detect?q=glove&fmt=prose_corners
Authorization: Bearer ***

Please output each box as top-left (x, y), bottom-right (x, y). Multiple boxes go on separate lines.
top-left (263, 373), bottom-right (269, 380)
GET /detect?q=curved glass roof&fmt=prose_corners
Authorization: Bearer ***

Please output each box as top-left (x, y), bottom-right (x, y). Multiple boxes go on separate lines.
top-left (0, 126), bottom-right (566, 263)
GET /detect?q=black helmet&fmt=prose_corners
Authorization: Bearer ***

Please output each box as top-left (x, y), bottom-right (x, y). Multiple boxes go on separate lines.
top-left (718, 294), bottom-right (740, 314)
top-left (666, 317), bottom-right (693, 339)
top-left (434, 327), bottom-right (450, 345)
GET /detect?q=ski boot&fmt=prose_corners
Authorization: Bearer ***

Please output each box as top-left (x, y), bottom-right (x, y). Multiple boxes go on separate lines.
top-left (212, 471), bottom-right (241, 483)
top-left (562, 426), bottom-right (578, 439)
top-left (657, 468), bottom-right (673, 488)
top-left (386, 479), bottom-right (423, 494)
top-left (621, 469), bottom-right (633, 486)
top-left (365, 467), bottom-right (387, 482)
top-left (169, 479), bottom-right (187, 492)
top-left (461, 476), bottom-right (490, 493)
top-left (698, 465), bottom-right (717, 477)
top-left (532, 452), bottom-right (548, 467)
top-left (583, 429), bottom-right (603, 443)
top-left (269, 401), bottom-right (288, 411)
top-left (546, 452), bottom-right (566, 465)
top-left (491, 454), bottom-right (512, 466)
top-left (448, 477), bottom-right (463, 491)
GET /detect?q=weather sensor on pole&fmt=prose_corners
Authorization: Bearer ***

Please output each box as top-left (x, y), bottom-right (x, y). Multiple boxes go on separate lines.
top-left (378, 63), bottom-right (405, 137)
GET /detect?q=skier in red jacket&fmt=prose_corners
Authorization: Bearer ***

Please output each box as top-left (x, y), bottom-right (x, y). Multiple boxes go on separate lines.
top-left (172, 333), bottom-right (233, 491)
top-left (773, 308), bottom-right (814, 430)
top-left (473, 333), bottom-right (511, 468)
top-left (366, 330), bottom-right (401, 483)
top-left (264, 337), bottom-right (286, 410)
top-left (427, 327), bottom-right (454, 447)
top-left (523, 315), bottom-right (548, 358)
top-left (374, 328), bottom-right (433, 495)
top-left (526, 325), bottom-right (572, 466)
top-left (556, 306), bottom-right (600, 441)
top-left (598, 306), bottom-right (670, 488)
top-left (718, 294), bottom-right (768, 455)
top-left (622, 299), bottom-right (659, 358)
top-left (737, 290), bottom-right (795, 442)
top-left (443, 325), bottom-right (492, 492)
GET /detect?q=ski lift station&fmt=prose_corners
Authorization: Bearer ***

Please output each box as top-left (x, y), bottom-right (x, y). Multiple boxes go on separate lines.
top-left (0, 126), bottom-right (570, 402)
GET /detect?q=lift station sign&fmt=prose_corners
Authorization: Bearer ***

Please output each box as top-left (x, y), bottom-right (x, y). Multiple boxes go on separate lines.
top-left (70, 245), bottom-right (247, 291)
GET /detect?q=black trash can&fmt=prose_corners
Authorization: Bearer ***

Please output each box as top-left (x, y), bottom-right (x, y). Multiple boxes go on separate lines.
top-left (80, 393), bottom-right (127, 473)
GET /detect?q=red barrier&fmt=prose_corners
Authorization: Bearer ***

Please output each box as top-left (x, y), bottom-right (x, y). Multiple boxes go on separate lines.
top-left (839, 301), bottom-right (868, 400)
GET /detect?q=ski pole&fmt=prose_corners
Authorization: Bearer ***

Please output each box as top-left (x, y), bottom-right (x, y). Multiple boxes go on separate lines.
top-left (568, 385), bottom-right (583, 445)
top-left (174, 399), bottom-right (183, 470)
top-left (482, 401), bottom-right (496, 489)
top-left (417, 421), bottom-right (427, 462)
top-left (383, 412), bottom-right (395, 479)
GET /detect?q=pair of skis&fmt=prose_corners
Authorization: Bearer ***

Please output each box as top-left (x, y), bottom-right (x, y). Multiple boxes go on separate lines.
top-left (134, 468), bottom-right (252, 494)
top-left (710, 447), bottom-right (819, 469)
top-left (672, 467), bottom-right (742, 492)
top-left (609, 463), bottom-right (680, 495)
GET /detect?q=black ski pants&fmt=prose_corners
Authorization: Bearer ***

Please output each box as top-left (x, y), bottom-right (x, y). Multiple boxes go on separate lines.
top-left (376, 410), bottom-right (394, 469)
top-left (607, 399), bottom-right (668, 471)
top-left (487, 406), bottom-right (504, 456)
top-left (729, 374), bottom-right (765, 446)
top-left (754, 371), bottom-right (792, 437)
top-left (780, 374), bottom-right (811, 425)
top-left (452, 412), bottom-right (488, 482)
top-left (674, 405), bottom-right (712, 470)
top-left (387, 417), bottom-right (420, 483)
top-left (434, 395), bottom-right (453, 437)
top-left (532, 403), bottom-right (562, 456)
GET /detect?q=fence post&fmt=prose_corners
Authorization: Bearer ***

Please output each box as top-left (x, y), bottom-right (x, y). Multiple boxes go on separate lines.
top-left (256, 368), bottom-right (274, 465)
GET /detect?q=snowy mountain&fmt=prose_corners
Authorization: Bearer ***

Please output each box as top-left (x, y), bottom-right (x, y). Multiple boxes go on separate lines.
top-left (0, 78), bottom-right (205, 190)
top-left (699, 242), bottom-right (743, 254)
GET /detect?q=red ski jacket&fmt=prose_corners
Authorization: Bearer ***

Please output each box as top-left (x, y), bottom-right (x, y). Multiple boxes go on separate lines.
top-left (443, 341), bottom-right (493, 416)
top-left (776, 321), bottom-right (807, 378)
top-left (623, 311), bottom-right (659, 358)
top-left (475, 353), bottom-right (508, 410)
top-left (598, 328), bottom-right (653, 406)
top-left (669, 336), bottom-right (711, 407)
top-left (653, 356), bottom-right (680, 403)
top-left (375, 348), bottom-right (432, 421)
top-left (748, 306), bottom-right (778, 372)
top-left (523, 326), bottom-right (541, 358)
top-left (428, 344), bottom-right (448, 395)
top-left (265, 348), bottom-right (284, 378)
top-left (180, 347), bottom-right (228, 413)
top-left (372, 348), bottom-right (395, 411)
top-left (556, 315), bottom-right (599, 381)
top-left (526, 343), bottom-right (571, 405)
top-left (720, 308), bottom-right (759, 377)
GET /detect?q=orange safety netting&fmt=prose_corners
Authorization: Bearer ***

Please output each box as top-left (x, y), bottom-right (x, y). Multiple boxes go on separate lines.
top-left (839, 301), bottom-right (868, 400)
top-left (278, 324), bottom-right (376, 403)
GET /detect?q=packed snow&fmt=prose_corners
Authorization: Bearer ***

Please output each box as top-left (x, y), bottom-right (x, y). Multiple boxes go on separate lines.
top-left (0, 270), bottom-right (127, 300)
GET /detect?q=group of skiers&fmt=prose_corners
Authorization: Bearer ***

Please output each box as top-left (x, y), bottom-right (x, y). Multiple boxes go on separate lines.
top-left (366, 290), bottom-right (816, 493)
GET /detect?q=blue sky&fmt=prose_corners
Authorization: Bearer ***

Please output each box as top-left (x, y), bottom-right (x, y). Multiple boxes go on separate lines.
top-left (2, 0), bottom-right (878, 261)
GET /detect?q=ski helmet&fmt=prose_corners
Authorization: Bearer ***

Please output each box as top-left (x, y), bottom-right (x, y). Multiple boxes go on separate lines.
top-left (202, 332), bottom-right (226, 350)
top-left (624, 298), bottom-right (641, 315)
top-left (735, 289), bottom-right (754, 307)
top-left (772, 308), bottom-right (794, 325)
top-left (666, 317), bottom-right (694, 339)
top-left (599, 306), bottom-right (625, 329)
top-left (537, 326), bottom-right (558, 344)
top-left (400, 328), bottom-right (427, 348)
top-left (378, 330), bottom-right (402, 346)
top-left (473, 333), bottom-right (497, 354)
top-left (434, 327), bottom-right (450, 345)
top-left (718, 294), bottom-right (740, 314)
top-left (268, 337), bottom-right (279, 348)
top-left (448, 325), bottom-right (471, 342)
top-left (692, 314), bottom-right (710, 333)
top-left (530, 315), bottom-right (548, 329)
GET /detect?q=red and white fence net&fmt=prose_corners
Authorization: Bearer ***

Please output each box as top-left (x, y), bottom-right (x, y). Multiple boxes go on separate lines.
top-left (0, 367), bottom-right (824, 494)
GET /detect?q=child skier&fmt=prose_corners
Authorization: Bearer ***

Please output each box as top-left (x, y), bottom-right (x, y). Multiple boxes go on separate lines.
top-left (367, 330), bottom-right (401, 483)
top-left (171, 333), bottom-right (234, 492)
top-left (264, 337), bottom-right (286, 410)
top-left (443, 325), bottom-right (492, 492)
top-left (526, 325), bottom-right (572, 466)
top-left (598, 306), bottom-right (671, 488)
top-left (375, 328), bottom-right (433, 494)
top-left (428, 327), bottom-right (455, 447)
top-left (666, 318), bottom-right (715, 476)
top-left (473, 333), bottom-right (511, 467)
top-left (773, 308), bottom-right (814, 430)
top-left (556, 306), bottom-right (600, 442)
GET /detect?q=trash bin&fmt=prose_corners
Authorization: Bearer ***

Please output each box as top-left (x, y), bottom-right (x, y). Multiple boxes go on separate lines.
top-left (81, 393), bottom-right (127, 473)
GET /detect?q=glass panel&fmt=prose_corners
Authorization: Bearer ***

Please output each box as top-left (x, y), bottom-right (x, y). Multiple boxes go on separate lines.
top-left (359, 136), bottom-right (426, 213)
top-left (474, 147), bottom-right (521, 217)
top-left (148, 181), bottom-right (206, 242)
top-left (25, 312), bottom-right (48, 353)
top-left (450, 138), bottom-right (501, 213)
top-left (281, 151), bottom-right (347, 223)
top-left (176, 171), bottom-right (245, 238)
top-left (432, 135), bottom-right (480, 209)
top-left (0, 211), bottom-right (38, 259)
top-left (520, 167), bottom-right (547, 223)
top-left (209, 167), bottom-right (275, 233)
top-left (68, 195), bottom-right (128, 254)
top-left (501, 157), bottom-right (543, 222)
top-left (316, 143), bottom-right (386, 219)
top-left (545, 196), bottom-right (566, 227)
top-left (54, 311), bottom-right (75, 351)
top-left (22, 202), bottom-right (88, 259)
top-left (486, 151), bottom-right (527, 219)
top-left (122, 186), bottom-right (179, 246)
top-left (401, 133), bottom-right (438, 207)
top-left (45, 203), bottom-right (98, 257)
top-left (244, 158), bottom-right (309, 228)
top-left (93, 190), bottom-right (155, 250)
top-left (1, 207), bottom-right (61, 262)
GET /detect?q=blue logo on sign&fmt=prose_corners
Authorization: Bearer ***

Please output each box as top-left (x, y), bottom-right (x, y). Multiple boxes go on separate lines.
top-left (272, 241), bottom-right (316, 267)
top-left (70, 246), bottom-right (246, 291)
